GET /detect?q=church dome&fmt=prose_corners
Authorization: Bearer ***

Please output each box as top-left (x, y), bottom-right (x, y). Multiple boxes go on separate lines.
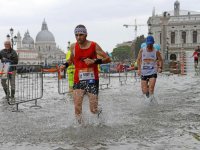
top-left (174, 0), bottom-right (180, 5)
top-left (36, 20), bottom-right (55, 42)
top-left (22, 30), bottom-right (34, 44)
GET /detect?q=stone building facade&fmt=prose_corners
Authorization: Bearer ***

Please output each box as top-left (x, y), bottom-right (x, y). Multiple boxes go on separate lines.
top-left (147, 0), bottom-right (200, 61)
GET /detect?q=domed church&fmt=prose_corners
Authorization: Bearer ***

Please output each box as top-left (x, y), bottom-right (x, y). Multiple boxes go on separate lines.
top-left (16, 19), bottom-right (65, 66)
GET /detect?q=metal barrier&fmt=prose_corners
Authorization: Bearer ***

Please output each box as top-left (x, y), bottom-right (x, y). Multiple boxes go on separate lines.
top-left (99, 71), bottom-right (111, 89)
top-left (119, 70), bottom-right (128, 85)
top-left (128, 70), bottom-right (140, 82)
top-left (6, 65), bottom-right (43, 111)
top-left (57, 68), bottom-right (70, 94)
top-left (195, 64), bottom-right (200, 75)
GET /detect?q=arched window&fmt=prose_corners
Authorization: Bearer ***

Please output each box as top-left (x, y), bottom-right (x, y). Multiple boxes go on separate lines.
top-left (193, 31), bottom-right (197, 43)
top-left (182, 31), bottom-right (186, 43)
top-left (171, 32), bottom-right (175, 44)
top-left (170, 54), bottom-right (177, 61)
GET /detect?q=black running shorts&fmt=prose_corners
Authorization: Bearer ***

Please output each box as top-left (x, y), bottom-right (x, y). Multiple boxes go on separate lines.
top-left (141, 74), bottom-right (157, 81)
top-left (73, 80), bottom-right (99, 95)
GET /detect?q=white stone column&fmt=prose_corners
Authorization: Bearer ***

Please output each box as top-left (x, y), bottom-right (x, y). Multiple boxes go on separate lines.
top-left (177, 30), bottom-right (181, 45)
top-left (187, 30), bottom-right (192, 44)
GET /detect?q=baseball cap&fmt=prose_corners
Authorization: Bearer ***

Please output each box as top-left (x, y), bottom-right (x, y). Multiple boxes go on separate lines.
top-left (146, 35), bottom-right (155, 45)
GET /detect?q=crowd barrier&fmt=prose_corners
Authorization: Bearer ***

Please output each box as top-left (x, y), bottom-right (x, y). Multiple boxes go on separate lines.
top-left (2, 65), bottom-right (43, 111)
top-left (57, 68), bottom-right (69, 94)
top-left (99, 71), bottom-right (111, 89)
top-left (0, 63), bottom-right (142, 111)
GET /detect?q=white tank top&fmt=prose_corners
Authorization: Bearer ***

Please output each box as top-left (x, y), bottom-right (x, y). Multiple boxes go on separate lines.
top-left (141, 48), bottom-right (157, 76)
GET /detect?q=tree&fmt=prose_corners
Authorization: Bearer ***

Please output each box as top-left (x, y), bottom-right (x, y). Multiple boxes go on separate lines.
top-left (111, 45), bottom-right (132, 62)
top-left (132, 35), bottom-right (145, 60)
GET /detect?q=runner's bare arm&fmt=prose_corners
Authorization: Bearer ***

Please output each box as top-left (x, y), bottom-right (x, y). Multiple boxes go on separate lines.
top-left (68, 43), bottom-right (75, 64)
top-left (156, 51), bottom-right (163, 69)
top-left (95, 43), bottom-right (111, 64)
top-left (60, 43), bottom-right (74, 70)
top-left (137, 49), bottom-right (142, 70)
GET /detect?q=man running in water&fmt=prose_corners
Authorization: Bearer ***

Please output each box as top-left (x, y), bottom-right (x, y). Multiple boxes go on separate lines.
top-left (61, 25), bottom-right (111, 123)
top-left (137, 35), bottom-right (163, 103)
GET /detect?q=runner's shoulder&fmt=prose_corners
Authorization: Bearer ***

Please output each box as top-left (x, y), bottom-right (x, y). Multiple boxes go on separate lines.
top-left (70, 43), bottom-right (75, 48)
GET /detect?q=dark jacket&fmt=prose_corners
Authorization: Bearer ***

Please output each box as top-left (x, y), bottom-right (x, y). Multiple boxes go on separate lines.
top-left (0, 48), bottom-right (18, 64)
top-left (0, 48), bottom-right (18, 71)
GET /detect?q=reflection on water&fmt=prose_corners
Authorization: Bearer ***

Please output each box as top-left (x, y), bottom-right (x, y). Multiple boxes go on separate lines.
top-left (0, 74), bottom-right (200, 150)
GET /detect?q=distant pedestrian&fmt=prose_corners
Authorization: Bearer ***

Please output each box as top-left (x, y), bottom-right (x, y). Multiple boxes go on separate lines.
top-left (192, 48), bottom-right (199, 68)
top-left (0, 40), bottom-right (18, 101)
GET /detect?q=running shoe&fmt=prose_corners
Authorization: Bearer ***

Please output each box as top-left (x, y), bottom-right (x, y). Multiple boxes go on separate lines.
top-left (97, 107), bottom-right (102, 118)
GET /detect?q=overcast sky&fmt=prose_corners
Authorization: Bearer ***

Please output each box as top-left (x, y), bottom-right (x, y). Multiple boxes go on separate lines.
top-left (0, 0), bottom-right (199, 53)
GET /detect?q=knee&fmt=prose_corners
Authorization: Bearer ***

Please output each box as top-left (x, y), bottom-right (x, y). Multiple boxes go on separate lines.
top-left (75, 105), bottom-right (82, 115)
top-left (90, 103), bottom-right (98, 114)
top-left (90, 109), bottom-right (97, 114)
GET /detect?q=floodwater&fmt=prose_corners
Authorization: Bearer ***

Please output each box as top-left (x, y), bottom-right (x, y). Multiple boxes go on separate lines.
top-left (0, 73), bottom-right (200, 150)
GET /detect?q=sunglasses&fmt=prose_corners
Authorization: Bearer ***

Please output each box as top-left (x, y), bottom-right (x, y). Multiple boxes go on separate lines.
top-left (75, 34), bottom-right (84, 37)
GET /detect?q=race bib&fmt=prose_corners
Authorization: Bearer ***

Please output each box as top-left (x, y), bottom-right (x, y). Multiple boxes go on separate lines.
top-left (79, 69), bottom-right (95, 81)
top-left (143, 65), bottom-right (154, 70)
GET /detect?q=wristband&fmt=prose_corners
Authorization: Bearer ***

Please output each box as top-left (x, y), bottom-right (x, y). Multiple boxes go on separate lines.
top-left (94, 59), bottom-right (103, 64)
top-left (63, 62), bottom-right (69, 68)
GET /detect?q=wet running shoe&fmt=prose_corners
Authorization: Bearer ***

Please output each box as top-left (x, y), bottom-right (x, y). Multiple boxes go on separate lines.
top-left (144, 96), bottom-right (150, 104)
top-left (97, 108), bottom-right (102, 118)
top-left (10, 97), bottom-right (15, 103)
top-left (149, 95), bottom-right (158, 106)
top-left (146, 91), bottom-right (150, 98)
top-left (75, 115), bottom-right (83, 124)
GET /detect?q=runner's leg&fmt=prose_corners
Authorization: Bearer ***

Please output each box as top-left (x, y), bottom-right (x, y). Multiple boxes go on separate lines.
top-left (73, 89), bottom-right (85, 119)
top-left (148, 77), bottom-right (157, 95)
top-left (141, 79), bottom-right (148, 95)
top-left (87, 80), bottom-right (99, 114)
top-left (88, 93), bottom-right (98, 114)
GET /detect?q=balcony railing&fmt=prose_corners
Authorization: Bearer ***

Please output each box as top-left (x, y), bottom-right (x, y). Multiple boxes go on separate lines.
top-left (169, 43), bottom-right (199, 48)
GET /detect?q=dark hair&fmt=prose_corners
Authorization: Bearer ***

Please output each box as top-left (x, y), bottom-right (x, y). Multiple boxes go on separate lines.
top-left (75, 24), bottom-right (86, 29)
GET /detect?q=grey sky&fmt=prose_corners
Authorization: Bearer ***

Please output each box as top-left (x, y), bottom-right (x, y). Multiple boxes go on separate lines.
top-left (0, 0), bottom-right (199, 53)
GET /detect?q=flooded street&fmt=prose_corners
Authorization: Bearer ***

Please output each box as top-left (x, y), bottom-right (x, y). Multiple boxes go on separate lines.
top-left (0, 73), bottom-right (200, 150)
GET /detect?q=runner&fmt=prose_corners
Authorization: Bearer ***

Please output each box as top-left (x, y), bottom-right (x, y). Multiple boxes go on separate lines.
top-left (191, 48), bottom-right (199, 69)
top-left (137, 35), bottom-right (163, 104)
top-left (66, 46), bottom-right (75, 93)
top-left (61, 25), bottom-right (111, 123)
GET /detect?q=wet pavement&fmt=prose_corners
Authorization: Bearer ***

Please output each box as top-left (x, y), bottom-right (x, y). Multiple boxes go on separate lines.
top-left (0, 73), bottom-right (200, 150)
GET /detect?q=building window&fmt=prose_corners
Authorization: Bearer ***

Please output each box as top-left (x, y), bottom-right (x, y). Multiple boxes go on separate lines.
top-left (182, 31), bottom-right (186, 43)
top-left (193, 31), bottom-right (197, 43)
top-left (170, 54), bottom-right (177, 61)
top-left (171, 32), bottom-right (175, 44)
top-left (160, 33), bottom-right (162, 44)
